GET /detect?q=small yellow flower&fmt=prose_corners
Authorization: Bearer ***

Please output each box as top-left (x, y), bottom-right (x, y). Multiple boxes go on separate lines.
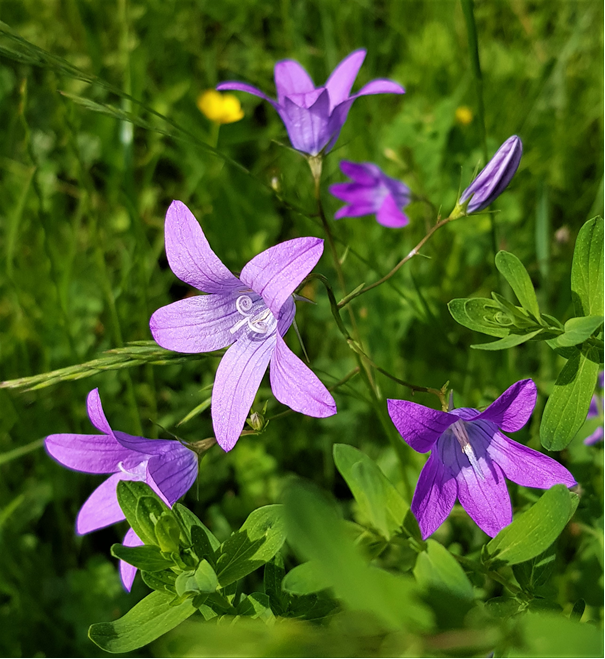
top-left (197, 89), bottom-right (244, 124)
top-left (455, 106), bottom-right (473, 126)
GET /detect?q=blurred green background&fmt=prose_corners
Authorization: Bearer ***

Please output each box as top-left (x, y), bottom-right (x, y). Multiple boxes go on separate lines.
top-left (0, 0), bottom-right (602, 656)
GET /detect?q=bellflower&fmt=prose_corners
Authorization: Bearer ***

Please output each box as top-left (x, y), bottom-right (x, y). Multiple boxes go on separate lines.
top-left (150, 201), bottom-right (337, 452)
top-left (459, 135), bottom-right (523, 213)
top-left (584, 372), bottom-right (604, 445)
top-left (387, 379), bottom-right (576, 539)
top-left (45, 388), bottom-right (198, 590)
top-left (329, 160), bottom-right (411, 228)
top-left (216, 49), bottom-right (405, 156)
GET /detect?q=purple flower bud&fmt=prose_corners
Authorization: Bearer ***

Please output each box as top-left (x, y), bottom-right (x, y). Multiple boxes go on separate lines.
top-left (459, 135), bottom-right (523, 213)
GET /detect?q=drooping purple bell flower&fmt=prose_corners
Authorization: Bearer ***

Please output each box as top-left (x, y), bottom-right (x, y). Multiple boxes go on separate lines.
top-left (459, 135), bottom-right (523, 213)
top-left (387, 379), bottom-right (575, 539)
top-left (584, 372), bottom-right (604, 445)
top-left (149, 201), bottom-right (336, 453)
top-left (45, 388), bottom-right (198, 590)
top-left (217, 49), bottom-right (405, 156)
top-left (329, 161), bottom-right (411, 228)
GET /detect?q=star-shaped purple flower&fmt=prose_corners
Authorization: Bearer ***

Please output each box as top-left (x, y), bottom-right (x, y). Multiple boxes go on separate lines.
top-left (45, 388), bottom-right (198, 590)
top-left (387, 379), bottom-right (576, 539)
top-left (584, 372), bottom-right (603, 445)
top-left (217, 49), bottom-right (405, 156)
top-left (329, 161), bottom-right (411, 228)
top-left (459, 135), bottom-right (523, 213)
top-left (150, 201), bottom-right (337, 452)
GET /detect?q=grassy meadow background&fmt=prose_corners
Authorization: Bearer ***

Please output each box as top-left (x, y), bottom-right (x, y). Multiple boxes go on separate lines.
top-left (0, 0), bottom-right (603, 656)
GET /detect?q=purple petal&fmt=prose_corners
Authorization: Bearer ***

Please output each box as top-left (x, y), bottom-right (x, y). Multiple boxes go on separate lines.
top-left (585, 426), bottom-right (604, 445)
top-left (479, 424), bottom-right (576, 488)
top-left (87, 388), bottom-right (113, 435)
top-left (274, 60), bottom-right (316, 106)
top-left (334, 205), bottom-right (353, 220)
top-left (120, 528), bottom-right (143, 592)
top-left (211, 334), bottom-right (277, 452)
top-left (277, 297), bottom-right (296, 337)
top-left (240, 237), bottom-right (324, 318)
top-left (411, 451), bottom-right (457, 540)
top-left (269, 334), bottom-right (337, 418)
top-left (376, 194), bottom-right (409, 228)
top-left (216, 81), bottom-right (278, 109)
top-left (352, 79), bottom-right (406, 98)
top-left (279, 89), bottom-right (331, 155)
top-left (387, 400), bottom-right (455, 453)
top-left (587, 394), bottom-right (599, 418)
top-left (113, 431), bottom-right (178, 456)
top-left (441, 434), bottom-right (512, 538)
top-left (44, 432), bottom-right (129, 475)
top-left (150, 293), bottom-right (238, 354)
top-left (328, 182), bottom-right (384, 213)
top-left (324, 49), bottom-right (366, 110)
top-left (164, 201), bottom-right (241, 294)
top-left (147, 447), bottom-right (199, 505)
top-left (339, 160), bottom-right (382, 185)
top-left (474, 379), bottom-right (537, 432)
top-left (76, 473), bottom-right (127, 534)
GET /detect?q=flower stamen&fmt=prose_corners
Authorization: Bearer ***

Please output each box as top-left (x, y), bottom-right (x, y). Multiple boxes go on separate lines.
top-left (451, 420), bottom-right (485, 481)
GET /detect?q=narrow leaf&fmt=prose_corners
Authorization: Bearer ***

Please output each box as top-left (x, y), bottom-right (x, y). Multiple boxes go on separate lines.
top-left (571, 216), bottom-right (604, 317)
top-left (471, 329), bottom-right (542, 351)
top-left (495, 251), bottom-right (541, 320)
top-left (414, 539), bottom-right (474, 601)
top-left (110, 544), bottom-right (173, 572)
top-left (555, 315), bottom-right (604, 347)
top-left (448, 298), bottom-right (509, 337)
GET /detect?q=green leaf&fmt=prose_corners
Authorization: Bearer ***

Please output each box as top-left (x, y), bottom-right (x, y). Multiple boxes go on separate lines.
top-left (175, 571), bottom-right (199, 597)
top-left (154, 514), bottom-right (182, 554)
top-left (172, 503), bottom-right (220, 552)
top-left (448, 298), bottom-right (509, 337)
top-left (471, 329), bottom-right (543, 351)
top-left (282, 561), bottom-right (332, 595)
top-left (136, 496), bottom-right (168, 545)
top-left (191, 525), bottom-right (217, 566)
top-left (110, 544), bottom-right (173, 572)
top-left (571, 216), bottom-right (604, 317)
top-left (332, 444), bottom-right (408, 540)
top-left (88, 591), bottom-right (196, 653)
top-left (236, 593), bottom-right (273, 621)
top-left (484, 485), bottom-right (574, 567)
top-left (263, 556), bottom-right (286, 615)
top-left (140, 570), bottom-right (177, 594)
top-left (116, 481), bottom-right (168, 545)
top-left (215, 505), bottom-right (286, 587)
top-left (495, 251), bottom-right (541, 320)
top-left (512, 546), bottom-right (556, 593)
top-left (554, 315), bottom-right (604, 347)
top-left (484, 596), bottom-right (522, 620)
top-left (413, 540), bottom-right (474, 601)
top-left (194, 559), bottom-right (218, 593)
top-left (540, 347), bottom-right (601, 450)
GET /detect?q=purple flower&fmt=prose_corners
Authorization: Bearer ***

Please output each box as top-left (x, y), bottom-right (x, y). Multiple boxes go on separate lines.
top-left (584, 372), bottom-right (604, 445)
top-left (217, 49), bottom-right (405, 156)
top-left (150, 201), bottom-right (337, 452)
top-left (387, 379), bottom-right (576, 539)
top-left (329, 161), bottom-right (411, 228)
top-left (459, 136), bottom-right (523, 213)
top-left (45, 388), bottom-right (198, 590)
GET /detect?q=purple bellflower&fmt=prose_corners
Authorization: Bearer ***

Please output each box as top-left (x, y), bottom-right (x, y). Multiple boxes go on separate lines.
top-left (584, 372), bottom-right (604, 445)
top-left (329, 160), bottom-right (411, 228)
top-left (150, 201), bottom-right (337, 452)
top-left (459, 135), bottom-right (523, 213)
top-left (217, 49), bottom-right (405, 156)
top-left (45, 388), bottom-right (198, 590)
top-left (387, 379), bottom-right (576, 539)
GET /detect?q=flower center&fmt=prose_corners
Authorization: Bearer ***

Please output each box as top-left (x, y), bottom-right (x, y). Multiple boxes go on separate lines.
top-left (230, 294), bottom-right (276, 336)
top-left (450, 419), bottom-right (485, 481)
top-left (117, 460), bottom-right (148, 480)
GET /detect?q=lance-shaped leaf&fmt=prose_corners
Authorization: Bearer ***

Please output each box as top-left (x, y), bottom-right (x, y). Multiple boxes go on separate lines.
top-left (571, 216), bottom-right (604, 317)
top-left (110, 544), bottom-right (173, 572)
top-left (495, 251), bottom-right (541, 320)
top-left (448, 298), bottom-right (509, 337)
top-left (554, 315), bottom-right (604, 348)
top-left (414, 539), bottom-right (474, 601)
top-left (472, 328), bottom-right (543, 351)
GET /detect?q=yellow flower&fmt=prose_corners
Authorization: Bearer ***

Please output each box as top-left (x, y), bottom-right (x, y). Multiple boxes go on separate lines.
top-left (197, 89), bottom-right (244, 124)
top-left (455, 106), bottom-right (473, 126)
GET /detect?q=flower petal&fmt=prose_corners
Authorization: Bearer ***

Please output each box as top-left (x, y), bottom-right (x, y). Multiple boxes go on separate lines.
top-left (147, 447), bottom-right (199, 505)
top-left (274, 60), bottom-right (316, 106)
top-left (87, 388), bottom-right (113, 435)
top-left (240, 237), bottom-right (324, 318)
top-left (411, 451), bottom-right (457, 539)
top-left (45, 432), bottom-right (129, 474)
top-left (352, 78), bottom-right (406, 98)
top-left (483, 425), bottom-right (576, 489)
top-left (585, 426), bottom-right (604, 445)
top-left (114, 431), bottom-right (177, 456)
top-left (270, 334), bottom-right (336, 418)
top-left (328, 182), bottom-right (384, 213)
top-left (279, 88), bottom-right (331, 155)
top-left (211, 334), bottom-right (277, 452)
top-left (76, 473), bottom-right (127, 534)
top-left (324, 49), bottom-right (366, 110)
top-left (150, 294), bottom-right (238, 354)
top-left (376, 193), bottom-right (409, 228)
top-left (441, 432), bottom-right (512, 538)
top-left (387, 400), bottom-right (455, 453)
top-left (339, 160), bottom-right (382, 185)
top-left (120, 528), bottom-right (143, 592)
top-left (216, 81), bottom-right (278, 109)
top-left (164, 201), bottom-right (241, 294)
top-left (474, 379), bottom-right (537, 432)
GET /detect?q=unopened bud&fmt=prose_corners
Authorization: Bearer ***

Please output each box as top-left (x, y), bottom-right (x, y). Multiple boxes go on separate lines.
top-left (247, 411), bottom-right (265, 432)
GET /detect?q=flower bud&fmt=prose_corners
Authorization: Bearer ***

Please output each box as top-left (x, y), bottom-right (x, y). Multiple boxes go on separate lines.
top-left (459, 135), bottom-right (522, 213)
top-left (247, 411), bottom-right (265, 432)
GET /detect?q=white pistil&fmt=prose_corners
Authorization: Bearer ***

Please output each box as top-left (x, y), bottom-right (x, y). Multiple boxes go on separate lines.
top-left (451, 420), bottom-right (485, 481)
top-left (230, 295), bottom-right (275, 335)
